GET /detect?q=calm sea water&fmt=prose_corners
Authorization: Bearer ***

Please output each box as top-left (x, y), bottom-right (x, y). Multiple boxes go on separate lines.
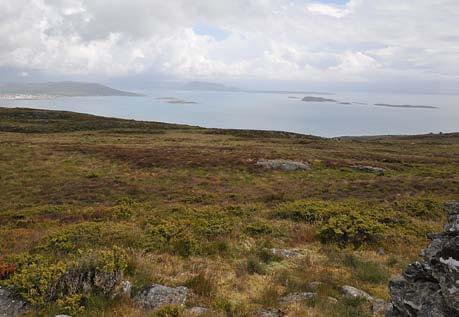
top-left (1, 90), bottom-right (458, 137)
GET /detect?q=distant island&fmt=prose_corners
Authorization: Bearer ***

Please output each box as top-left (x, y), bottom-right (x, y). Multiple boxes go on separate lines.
top-left (374, 103), bottom-right (438, 109)
top-left (156, 97), bottom-right (197, 104)
top-left (302, 96), bottom-right (337, 102)
top-left (0, 81), bottom-right (143, 98)
top-left (293, 96), bottom-right (439, 109)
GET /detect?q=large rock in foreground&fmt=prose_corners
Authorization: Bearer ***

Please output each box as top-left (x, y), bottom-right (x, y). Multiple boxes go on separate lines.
top-left (134, 284), bottom-right (188, 310)
top-left (0, 286), bottom-right (27, 317)
top-left (388, 202), bottom-right (459, 317)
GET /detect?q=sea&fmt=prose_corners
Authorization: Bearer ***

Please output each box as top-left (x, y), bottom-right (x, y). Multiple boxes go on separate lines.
top-left (0, 90), bottom-right (458, 137)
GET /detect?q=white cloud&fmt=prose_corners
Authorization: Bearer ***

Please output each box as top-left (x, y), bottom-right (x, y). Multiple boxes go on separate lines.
top-left (0, 0), bottom-right (458, 86)
top-left (305, 3), bottom-right (351, 18)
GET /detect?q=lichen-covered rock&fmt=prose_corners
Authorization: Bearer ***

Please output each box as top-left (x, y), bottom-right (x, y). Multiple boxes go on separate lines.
top-left (280, 292), bottom-right (316, 304)
top-left (352, 165), bottom-right (385, 175)
top-left (0, 286), bottom-right (27, 317)
top-left (134, 284), bottom-right (188, 310)
top-left (270, 248), bottom-right (301, 259)
top-left (341, 285), bottom-right (374, 301)
top-left (341, 285), bottom-right (389, 316)
top-left (388, 201), bottom-right (459, 317)
top-left (256, 159), bottom-right (311, 171)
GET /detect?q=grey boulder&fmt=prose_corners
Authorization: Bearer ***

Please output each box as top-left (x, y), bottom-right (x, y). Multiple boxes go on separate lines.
top-left (0, 286), bottom-right (27, 317)
top-left (134, 284), bottom-right (188, 310)
top-left (256, 159), bottom-right (311, 171)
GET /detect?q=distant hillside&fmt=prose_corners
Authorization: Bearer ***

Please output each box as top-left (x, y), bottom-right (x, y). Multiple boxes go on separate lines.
top-left (0, 82), bottom-right (143, 97)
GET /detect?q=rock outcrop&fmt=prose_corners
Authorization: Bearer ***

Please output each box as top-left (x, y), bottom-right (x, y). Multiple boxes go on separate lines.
top-left (0, 286), bottom-right (27, 317)
top-left (134, 284), bottom-right (188, 310)
top-left (256, 159), bottom-right (311, 171)
top-left (340, 285), bottom-right (391, 316)
top-left (279, 292), bottom-right (316, 304)
top-left (352, 165), bottom-right (385, 175)
top-left (270, 248), bottom-right (301, 259)
top-left (388, 201), bottom-right (459, 317)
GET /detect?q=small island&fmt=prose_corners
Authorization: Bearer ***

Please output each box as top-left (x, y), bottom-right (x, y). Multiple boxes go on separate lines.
top-left (156, 97), bottom-right (197, 104)
top-left (302, 96), bottom-right (337, 102)
top-left (375, 103), bottom-right (438, 109)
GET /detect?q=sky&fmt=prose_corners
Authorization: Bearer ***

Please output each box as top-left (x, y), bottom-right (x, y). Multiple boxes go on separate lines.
top-left (1, 0), bottom-right (459, 93)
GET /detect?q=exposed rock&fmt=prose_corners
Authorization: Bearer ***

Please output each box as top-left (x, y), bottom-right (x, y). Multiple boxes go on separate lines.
top-left (352, 165), bottom-right (385, 175)
top-left (341, 286), bottom-right (390, 316)
top-left (341, 285), bottom-right (373, 301)
top-left (0, 286), bottom-right (27, 317)
top-left (372, 299), bottom-right (392, 316)
top-left (256, 159), bottom-right (311, 171)
top-left (280, 292), bottom-right (316, 304)
top-left (271, 248), bottom-right (301, 259)
top-left (388, 201), bottom-right (459, 317)
top-left (185, 306), bottom-right (209, 315)
top-left (257, 308), bottom-right (284, 317)
top-left (55, 315), bottom-right (72, 317)
top-left (134, 284), bottom-right (188, 310)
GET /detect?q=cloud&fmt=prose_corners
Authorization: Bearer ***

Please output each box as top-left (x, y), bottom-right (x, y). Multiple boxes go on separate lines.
top-left (305, 2), bottom-right (351, 18)
top-left (0, 0), bottom-right (458, 88)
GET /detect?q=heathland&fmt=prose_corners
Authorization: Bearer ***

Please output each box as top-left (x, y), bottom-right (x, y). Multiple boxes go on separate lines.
top-left (0, 107), bottom-right (458, 316)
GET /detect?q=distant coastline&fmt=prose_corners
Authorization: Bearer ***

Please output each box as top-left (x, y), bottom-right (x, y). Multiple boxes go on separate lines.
top-left (0, 81), bottom-right (143, 97)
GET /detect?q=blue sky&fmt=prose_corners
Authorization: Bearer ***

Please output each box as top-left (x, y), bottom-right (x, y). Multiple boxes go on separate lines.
top-left (192, 23), bottom-right (229, 41)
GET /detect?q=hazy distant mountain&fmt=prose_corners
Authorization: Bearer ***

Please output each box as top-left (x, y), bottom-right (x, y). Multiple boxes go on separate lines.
top-left (182, 81), bottom-right (239, 91)
top-left (0, 82), bottom-right (142, 97)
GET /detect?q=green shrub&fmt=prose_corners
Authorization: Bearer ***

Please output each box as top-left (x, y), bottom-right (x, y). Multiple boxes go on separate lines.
top-left (274, 200), bottom-right (333, 223)
top-left (145, 206), bottom-right (236, 256)
top-left (392, 197), bottom-right (443, 219)
top-left (41, 222), bottom-right (146, 254)
top-left (319, 210), bottom-right (387, 246)
top-left (3, 255), bottom-right (67, 305)
top-left (56, 293), bottom-right (85, 315)
top-left (3, 247), bottom-right (128, 308)
top-left (244, 222), bottom-right (274, 235)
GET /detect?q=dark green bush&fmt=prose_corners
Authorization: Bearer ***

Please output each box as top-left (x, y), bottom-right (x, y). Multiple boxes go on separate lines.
top-left (319, 210), bottom-right (387, 246)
